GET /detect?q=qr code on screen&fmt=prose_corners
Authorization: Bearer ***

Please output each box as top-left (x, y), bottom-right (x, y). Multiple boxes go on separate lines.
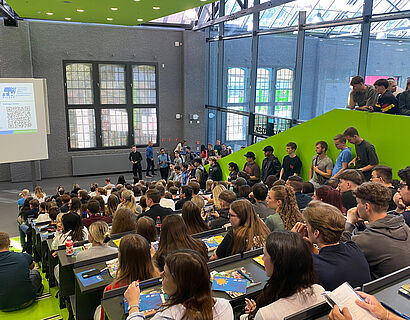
top-left (7, 106), bottom-right (32, 129)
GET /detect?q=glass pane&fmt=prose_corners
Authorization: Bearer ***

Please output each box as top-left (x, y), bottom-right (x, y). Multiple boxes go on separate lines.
top-left (101, 109), bottom-right (129, 147)
top-left (373, 0), bottom-right (410, 14)
top-left (66, 63), bottom-right (93, 105)
top-left (207, 109), bottom-right (217, 145)
top-left (132, 65), bottom-right (156, 104)
top-left (133, 108), bottom-right (157, 145)
top-left (367, 19), bottom-right (410, 96)
top-left (208, 41), bottom-right (218, 106)
top-left (300, 26), bottom-right (361, 120)
top-left (224, 37), bottom-right (252, 110)
top-left (99, 64), bottom-right (126, 104)
top-left (222, 109), bottom-right (248, 150)
top-left (224, 15), bottom-right (253, 36)
top-left (68, 109), bottom-right (96, 148)
top-left (253, 114), bottom-right (290, 136)
top-left (257, 33), bottom-right (297, 118)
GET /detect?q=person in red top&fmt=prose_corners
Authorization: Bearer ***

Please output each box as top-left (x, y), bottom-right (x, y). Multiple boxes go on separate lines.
top-left (99, 234), bottom-right (160, 320)
top-left (82, 200), bottom-right (112, 229)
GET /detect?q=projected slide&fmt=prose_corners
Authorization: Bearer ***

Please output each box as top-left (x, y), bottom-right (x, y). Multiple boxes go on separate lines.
top-left (0, 83), bottom-right (38, 135)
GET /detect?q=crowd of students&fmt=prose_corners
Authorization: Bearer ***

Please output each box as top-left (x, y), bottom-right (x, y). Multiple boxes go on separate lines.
top-left (1, 126), bottom-right (410, 319)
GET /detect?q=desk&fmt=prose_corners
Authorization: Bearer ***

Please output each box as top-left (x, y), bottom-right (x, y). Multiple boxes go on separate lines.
top-left (46, 238), bottom-right (57, 287)
top-left (102, 249), bottom-right (267, 320)
top-left (371, 278), bottom-right (410, 317)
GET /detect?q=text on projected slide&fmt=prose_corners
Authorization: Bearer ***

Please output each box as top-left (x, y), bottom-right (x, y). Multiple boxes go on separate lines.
top-left (0, 83), bottom-right (38, 135)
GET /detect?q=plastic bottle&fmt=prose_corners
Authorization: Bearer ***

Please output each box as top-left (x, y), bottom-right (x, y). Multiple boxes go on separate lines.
top-left (155, 216), bottom-right (161, 233)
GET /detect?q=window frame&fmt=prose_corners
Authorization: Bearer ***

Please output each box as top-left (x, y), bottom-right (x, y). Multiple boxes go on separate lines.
top-left (63, 60), bottom-right (159, 151)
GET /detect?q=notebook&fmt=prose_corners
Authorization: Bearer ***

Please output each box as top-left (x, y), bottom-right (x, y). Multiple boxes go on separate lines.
top-left (212, 277), bottom-right (247, 293)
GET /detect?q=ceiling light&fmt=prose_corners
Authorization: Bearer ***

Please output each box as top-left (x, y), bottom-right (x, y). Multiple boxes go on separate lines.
top-left (137, 18), bottom-right (143, 22)
top-left (46, 12), bottom-right (54, 15)
top-left (107, 17), bottom-right (113, 21)
top-left (110, 7), bottom-right (118, 11)
top-left (65, 17), bottom-right (72, 20)
top-left (153, 6), bottom-right (160, 10)
top-left (77, 9), bottom-right (84, 12)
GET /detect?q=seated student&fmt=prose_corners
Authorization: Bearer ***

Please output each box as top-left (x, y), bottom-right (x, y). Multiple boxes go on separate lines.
top-left (52, 212), bottom-right (87, 251)
top-left (36, 202), bottom-right (51, 223)
top-left (156, 185), bottom-right (175, 211)
top-left (83, 200), bottom-right (112, 228)
top-left (337, 169), bottom-right (364, 210)
top-left (227, 162), bottom-right (239, 183)
top-left (118, 189), bottom-right (142, 215)
top-left (136, 216), bottom-right (157, 256)
top-left (188, 181), bottom-right (201, 196)
top-left (302, 181), bottom-right (314, 196)
top-left (175, 186), bottom-right (193, 210)
top-left (173, 165), bottom-right (182, 183)
top-left (154, 215), bottom-right (208, 271)
top-left (69, 197), bottom-right (82, 216)
top-left (209, 190), bottom-right (236, 229)
top-left (398, 166), bottom-right (410, 227)
top-left (313, 185), bottom-right (346, 214)
top-left (238, 185), bottom-right (252, 201)
top-left (208, 157), bottom-right (222, 182)
top-left (168, 186), bottom-right (179, 200)
top-left (210, 199), bottom-right (269, 261)
top-left (208, 184), bottom-right (226, 209)
top-left (19, 198), bottom-right (40, 250)
top-left (341, 182), bottom-right (410, 278)
top-left (0, 232), bottom-right (43, 310)
top-left (328, 291), bottom-right (405, 320)
top-left (191, 195), bottom-right (205, 212)
top-left (243, 231), bottom-right (325, 320)
top-left (100, 234), bottom-right (160, 320)
top-left (124, 250), bottom-right (234, 320)
top-left (347, 75), bottom-right (378, 111)
top-left (293, 201), bottom-right (371, 290)
top-left (265, 185), bottom-right (301, 231)
top-left (286, 176), bottom-right (312, 210)
top-left (251, 183), bottom-right (275, 220)
top-left (111, 208), bottom-right (137, 235)
top-left (370, 78), bottom-right (399, 114)
top-left (17, 189), bottom-right (30, 209)
top-left (182, 201), bottom-right (210, 235)
top-left (76, 221), bottom-right (117, 261)
top-left (140, 189), bottom-right (173, 223)
top-left (370, 165), bottom-right (397, 211)
top-left (105, 194), bottom-right (120, 218)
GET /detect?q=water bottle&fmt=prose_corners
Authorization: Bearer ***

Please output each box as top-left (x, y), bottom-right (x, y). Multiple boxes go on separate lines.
top-left (155, 216), bottom-right (161, 233)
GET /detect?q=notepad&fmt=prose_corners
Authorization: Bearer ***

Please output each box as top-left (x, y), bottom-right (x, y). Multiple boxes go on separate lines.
top-left (253, 255), bottom-right (265, 267)
top-left (399, 283), bottom-right (410, 299)
top-left (40, 231), bottom-right (55, 239)
top-left (72, 243), bottom-right (92, 256)
top-left (105, 258), bottom-right (119, 278)
top-left (212, 277), bottom-right (247, 293)
top-left (322, 282), bottom-right (377, 320)
top-left (123, 291), bottom-right (165, 315)
top-left (203, 235), bottom-right (224, 251)
top-left (76, 269), bottom-right (105, 287)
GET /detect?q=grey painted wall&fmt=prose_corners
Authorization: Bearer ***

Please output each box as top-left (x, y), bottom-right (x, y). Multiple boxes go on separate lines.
top-left (0, 20), bottom-right (205, 182)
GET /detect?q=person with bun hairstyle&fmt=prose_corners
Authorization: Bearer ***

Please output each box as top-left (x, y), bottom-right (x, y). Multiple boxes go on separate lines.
top-left (76, 221), bottom-right (117, 261)
top-left (210, 199), bottom-right (269, 260)
top-left (124, 250), bottom-right (233, 320)
top-left (243, 231), bottom-right (324, 320)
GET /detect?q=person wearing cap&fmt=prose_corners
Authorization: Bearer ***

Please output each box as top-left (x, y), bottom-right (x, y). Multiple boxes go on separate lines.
top-left (18, 189), bottom-right (30, 209)
top-left (261, 146), bottom-right (281, 183)
top-left (232, 177), bottom-right (248, 198)
top-left (243, 151), bottom-right (260, 186)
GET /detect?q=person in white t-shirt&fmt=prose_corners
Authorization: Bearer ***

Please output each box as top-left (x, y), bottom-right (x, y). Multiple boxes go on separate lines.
top-left (243, 231), bottom-right (324, 320)
top-left (124, 250), bottom-right (233, 320)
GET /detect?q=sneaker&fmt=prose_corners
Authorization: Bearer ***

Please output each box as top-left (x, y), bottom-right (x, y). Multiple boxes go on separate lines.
top-left (36, 283), bottom-right (44, 296)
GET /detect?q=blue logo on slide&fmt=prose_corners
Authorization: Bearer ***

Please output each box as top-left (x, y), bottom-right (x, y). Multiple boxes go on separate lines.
top-left (2, 87), bottom-right (17, 98)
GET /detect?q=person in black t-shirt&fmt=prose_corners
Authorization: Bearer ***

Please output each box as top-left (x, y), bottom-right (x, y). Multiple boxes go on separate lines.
top-left (279, 142), bottom-right (302, 181)
top-left (369, 79), bottom-right (399, 115)
top-left (129, 145), bottom-right (143, 183)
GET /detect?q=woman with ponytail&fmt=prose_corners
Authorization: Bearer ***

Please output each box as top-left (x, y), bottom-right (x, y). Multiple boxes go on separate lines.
top-left (266, 185), bottom-right (303, 231)
top-left (76, 221), bottom-right (117, 261)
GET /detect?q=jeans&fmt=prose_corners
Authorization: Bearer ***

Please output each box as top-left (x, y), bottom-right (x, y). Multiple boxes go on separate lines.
top-left (30, 269), bottom-right (42, 293)
top-left (132, 162), bottom-right (142, 182)
top-left (19, 223), bottom-right (29, 246)
top-left (146, 158), bottom-right (155, 176)
top-left (160, 167), bottom-right (169, 180)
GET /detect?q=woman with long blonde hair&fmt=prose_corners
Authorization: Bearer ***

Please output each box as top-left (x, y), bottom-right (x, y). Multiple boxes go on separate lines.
top-left (266, 185), bottom-right (303, 230)
top-left (210, 184), bottom-right (226, 210)
top-left (210, 199), bottom-right (270, 260)
top-left (33, 186), bottom-right (46, 203)
top-left (117, 189), bottom-right (141, 214)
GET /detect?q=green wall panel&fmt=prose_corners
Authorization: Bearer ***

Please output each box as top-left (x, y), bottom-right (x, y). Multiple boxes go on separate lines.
top-left (216, 109), bottom-right (410, 181)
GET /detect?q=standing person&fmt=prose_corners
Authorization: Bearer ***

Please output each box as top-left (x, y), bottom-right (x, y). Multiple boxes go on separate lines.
top-left (0, 232), bottom-right (43, 310)
top-left (200, 145), bottom-right (208, 163)
top-left (174, 151), bottom-right (183, 167)
top-left (343, 127), bottom-right (379, 181)
top-left (398, 78), bottom-right (410, 115)
top-left (214, 139), bottom-right (222, 156)
top-left (157, 148), bottom-right (171, 181)
top-left (129, 145), bottom-right (143, 183)
top-left (220, 143), bottom-right (229, 158)
top-left (279, 142), bottom-right (302, 181)
top-left (243, 152), bottom-right (260, 186)
top-left (193, 158), bottom-right (207, 190)
top-left (208, 157), bottom-right (222, 182)
top-left (184, 146), bottom-right (196, 163)
top-left (332, 134), bottom-right (352, 178)
top-left (261, 146), bottom-right (281, 183)
top-left (309, 141), bottom-right (333, 188)
top-left (180, 163), bottom-right (190, 186)
top-left (347, 76), bottom-right (378, 111)
top-left (145, 141), bottom-right (155, 178)
top-left (174, 139), bottom-right (186, 161)
top-left (207, 143), bottom-right (216, 159)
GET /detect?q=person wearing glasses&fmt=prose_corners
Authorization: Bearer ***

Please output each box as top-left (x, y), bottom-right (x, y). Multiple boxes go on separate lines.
top-left (397, 166), bottom-right (410, 227)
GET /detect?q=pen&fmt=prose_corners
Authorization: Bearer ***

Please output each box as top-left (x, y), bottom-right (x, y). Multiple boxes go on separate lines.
top-left (237, 269), bottom-right (253, 283)
top-left (380, 302), bottom-right (410, 320)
